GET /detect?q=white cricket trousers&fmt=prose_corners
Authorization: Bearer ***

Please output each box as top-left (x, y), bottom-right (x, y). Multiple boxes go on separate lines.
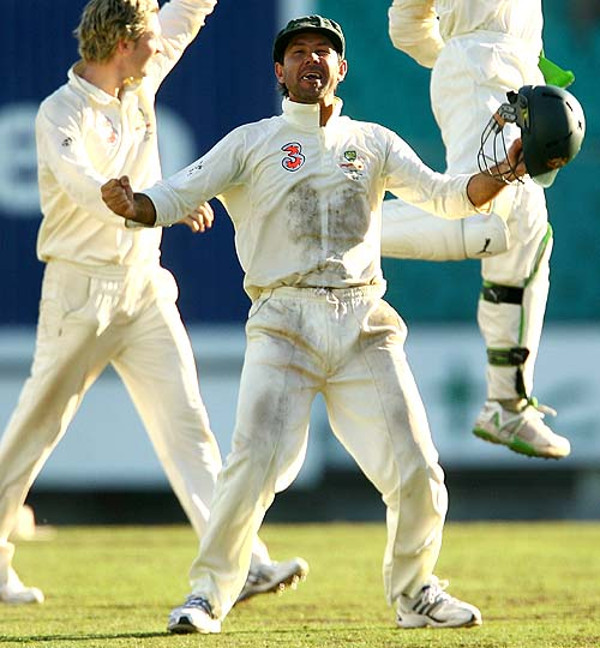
top-left (0, 260), bottom-right (269, 582)
top-left (430, 33), bottom-right (551, 401)
top-left (188, 284), bottom-right (448, 620)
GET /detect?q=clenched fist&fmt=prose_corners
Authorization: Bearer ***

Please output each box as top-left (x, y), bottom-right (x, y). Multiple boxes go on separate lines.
top-left (101, 176), bottom-right (157, 225)
top-left (101, 176), bottom-right (136, 219)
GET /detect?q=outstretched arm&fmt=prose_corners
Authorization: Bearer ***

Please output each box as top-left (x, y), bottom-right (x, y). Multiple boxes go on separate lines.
top-left (101, 176), bottom-right (215, 233)
top-left (467, 139), bottom-right (526, 208)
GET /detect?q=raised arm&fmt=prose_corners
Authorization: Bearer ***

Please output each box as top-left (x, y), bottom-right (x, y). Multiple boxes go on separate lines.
top-left (388, 0), bottom-right (444, 68)
top-left (147, 0), bottom-right (218, 90)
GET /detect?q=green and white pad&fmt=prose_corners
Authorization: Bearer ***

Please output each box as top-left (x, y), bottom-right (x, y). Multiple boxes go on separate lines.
top-left (478, 224), bottom-right (553, 400)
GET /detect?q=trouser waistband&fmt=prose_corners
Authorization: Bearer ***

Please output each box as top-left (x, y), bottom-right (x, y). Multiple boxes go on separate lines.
top-left (256, 282), bottom-right (387, 303)
top-left (46, 258), bottom-right (159, 280)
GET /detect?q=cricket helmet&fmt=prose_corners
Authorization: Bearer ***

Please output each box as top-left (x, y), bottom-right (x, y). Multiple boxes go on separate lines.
top-left (478, 84), bottom-right (586, 187)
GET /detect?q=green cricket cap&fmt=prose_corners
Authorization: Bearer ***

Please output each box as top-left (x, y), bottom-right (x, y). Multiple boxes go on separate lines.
top-left (273, 15), bottom-right (345, 63)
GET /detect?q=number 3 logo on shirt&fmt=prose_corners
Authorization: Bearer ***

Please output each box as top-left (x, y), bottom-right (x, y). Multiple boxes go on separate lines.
top-left (281, 142), bottom-right (305, 172)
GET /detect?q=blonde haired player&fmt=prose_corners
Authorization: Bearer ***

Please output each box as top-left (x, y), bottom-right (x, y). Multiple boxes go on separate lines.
top-left (381, 0), bottom-right (572, 459)
top-left (0, 0), bottom-right (306, 605)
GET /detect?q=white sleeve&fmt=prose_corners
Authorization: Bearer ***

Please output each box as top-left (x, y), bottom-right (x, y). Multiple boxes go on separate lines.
top-left (388, 0), bottom-right (444, 69)
top-left (383, 128), bottom-right (475, 220)
top-left (145, 126), bottom-right (245, 227)
top-left (146, 0), bottom-right (218, 92)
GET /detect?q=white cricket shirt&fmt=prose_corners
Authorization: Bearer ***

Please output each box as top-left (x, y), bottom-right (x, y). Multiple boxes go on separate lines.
top-left (145, 98), bottom-right (477, 300)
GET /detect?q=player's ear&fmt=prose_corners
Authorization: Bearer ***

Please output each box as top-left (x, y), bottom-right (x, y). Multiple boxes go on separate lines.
top-left (274, 61), bottom-right (284, 84)
top-left (116, 38), bottom-right (134, 57)
top-left (337, 58), bottom-right (348, 83)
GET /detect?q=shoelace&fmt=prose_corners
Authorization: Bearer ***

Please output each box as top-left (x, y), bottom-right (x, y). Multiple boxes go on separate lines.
top-left (513, 400), bottom-right (557, 434)
top-left (183, 595), bottom-right (214, 617)
top-left (527, 397), bottom-right (557, 418)
top-left (419, 578), bottom-right (452, 606)
top-left (499, 399), bottom-right (556, 434)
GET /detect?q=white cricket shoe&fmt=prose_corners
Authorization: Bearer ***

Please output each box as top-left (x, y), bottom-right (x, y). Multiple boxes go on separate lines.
top-left (236, 557), bottom-right (309, 603)
top-left (473, 399), bottom-right (571, 459)
top-left (397, 577), bottom-right (482, 629)
top-left (0, 568), bottom-right (44, 604)
top-left (167, 595), bottom-right (221, 634)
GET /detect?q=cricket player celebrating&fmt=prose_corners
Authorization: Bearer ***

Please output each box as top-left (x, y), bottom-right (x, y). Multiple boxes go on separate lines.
top-left (0, 0), bottom-right (306, 605)
top-left (381, 0), bottom-right (577, 459)
top-left (101, 14), bottom-right (539, 633)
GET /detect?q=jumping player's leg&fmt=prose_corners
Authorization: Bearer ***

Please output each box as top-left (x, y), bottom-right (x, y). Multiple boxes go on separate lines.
top-left (427, 43), bottom-right (568, 457)
top-left (473, 212), bottom-right (570, 458)
top-left (477, 200), bottom-right (551, 402)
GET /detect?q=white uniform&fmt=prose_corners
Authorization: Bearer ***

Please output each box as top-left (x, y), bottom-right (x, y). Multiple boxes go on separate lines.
top-left (0, 0), bottom-right (272, 588)
top-left (142, 97), bottom-right (482, 619)
top-left (381, 0), bottom-right (551, 402)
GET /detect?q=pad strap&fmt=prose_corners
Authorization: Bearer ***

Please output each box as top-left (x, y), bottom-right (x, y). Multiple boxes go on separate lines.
top-left (481, 281), bottom-right (524, 305)
top-left (487, 347), bottom-right (530, 398)
top-left (487, 347), bottom-right (530, 367)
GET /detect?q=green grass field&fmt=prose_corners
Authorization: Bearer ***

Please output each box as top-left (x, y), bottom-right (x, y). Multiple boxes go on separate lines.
top-left (1, 522), bottom-right (599, 647)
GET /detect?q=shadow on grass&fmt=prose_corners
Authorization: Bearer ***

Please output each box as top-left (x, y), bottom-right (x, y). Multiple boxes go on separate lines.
top-left (0, 631), bottom-right (168, 643)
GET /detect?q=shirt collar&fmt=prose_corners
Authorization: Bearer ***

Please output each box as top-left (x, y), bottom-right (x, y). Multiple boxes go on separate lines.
top-left (68, 61), bottom-right (141, 105)
top-left (281, 97), bottom-right (344, 130)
